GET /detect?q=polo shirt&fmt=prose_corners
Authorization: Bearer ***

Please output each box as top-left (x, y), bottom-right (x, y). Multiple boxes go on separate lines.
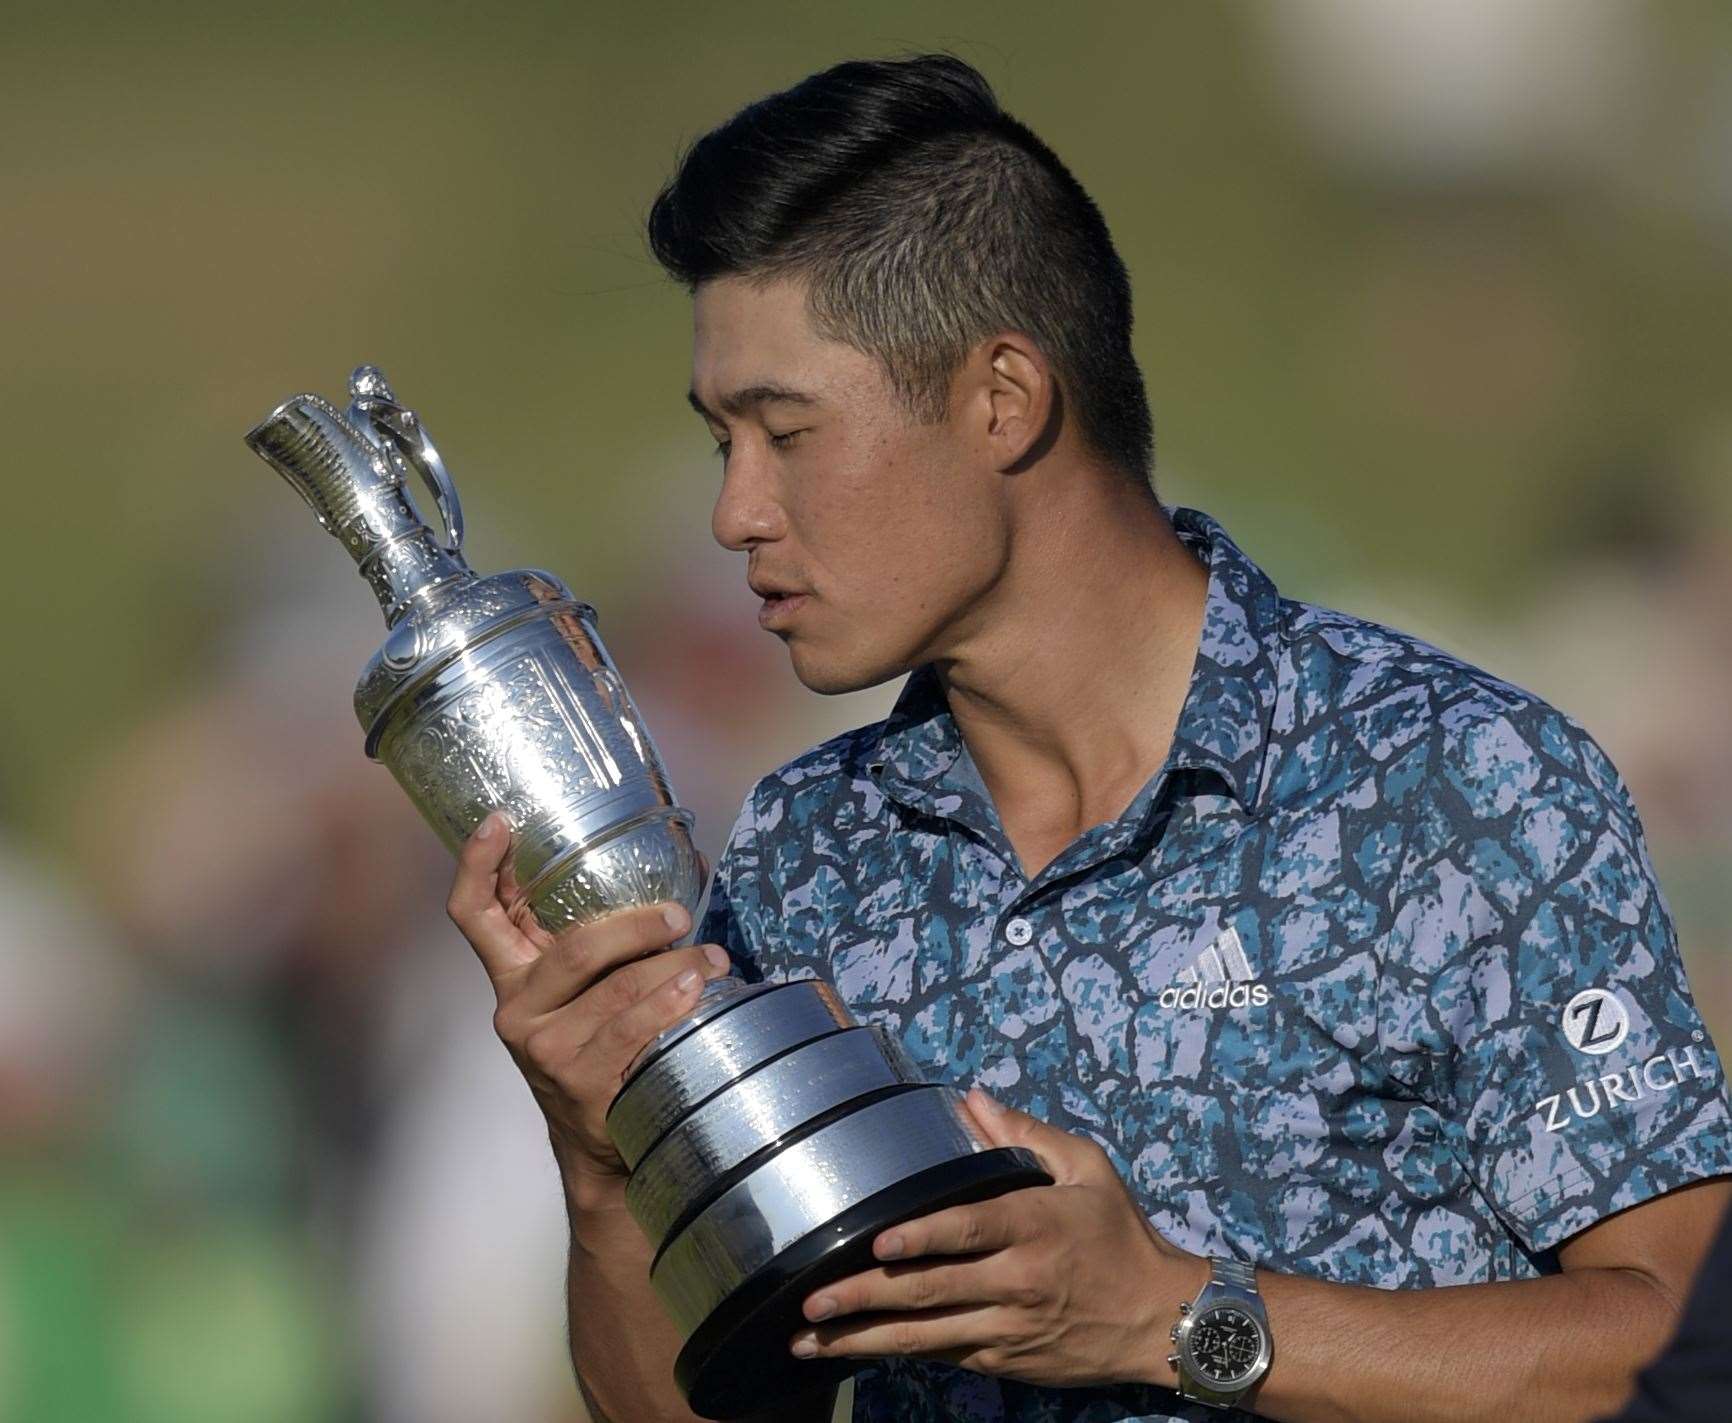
top-left (697, 506), bottom-right (1732, 1423)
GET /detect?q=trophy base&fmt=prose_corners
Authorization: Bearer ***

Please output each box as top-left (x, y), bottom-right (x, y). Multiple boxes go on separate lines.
top-left (675, 1146), bottom-right (1052, 1421)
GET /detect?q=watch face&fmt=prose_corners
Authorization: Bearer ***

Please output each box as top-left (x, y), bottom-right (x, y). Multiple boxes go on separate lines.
top-left (1186, 1305), bottom-right (1266, 1387)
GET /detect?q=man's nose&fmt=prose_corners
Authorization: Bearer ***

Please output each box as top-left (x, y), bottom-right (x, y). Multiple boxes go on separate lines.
top-left (711, 448), bottom-right (788, 552)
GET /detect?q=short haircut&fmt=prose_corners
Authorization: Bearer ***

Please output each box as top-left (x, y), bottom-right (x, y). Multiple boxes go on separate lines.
top-left (647, 54), bottom-right (1156, 486)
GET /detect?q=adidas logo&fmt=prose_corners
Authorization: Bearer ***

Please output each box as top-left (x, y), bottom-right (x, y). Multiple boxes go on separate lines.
top-left (1158, 927), bottom-right (1271, 1010)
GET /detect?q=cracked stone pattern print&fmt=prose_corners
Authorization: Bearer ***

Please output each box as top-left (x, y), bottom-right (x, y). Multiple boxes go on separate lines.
top-left (697, 507), bottom-right (1732, 1423)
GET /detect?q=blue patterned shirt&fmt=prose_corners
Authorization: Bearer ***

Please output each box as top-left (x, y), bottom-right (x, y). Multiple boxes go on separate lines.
top-left (698, 506), bottom-right (1732, 1423)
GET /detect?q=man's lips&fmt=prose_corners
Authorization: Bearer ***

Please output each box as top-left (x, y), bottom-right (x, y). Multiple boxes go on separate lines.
top-left (749, 572), bottom-right (810, 629)
top-left (757, 591), bottom-right (809, 629)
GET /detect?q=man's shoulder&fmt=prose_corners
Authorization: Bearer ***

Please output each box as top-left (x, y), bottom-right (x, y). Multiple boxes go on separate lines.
top-left (1284, 595), bottom-right (1539, 719)
top-left (1276, 596), bottom-right (1630, 821)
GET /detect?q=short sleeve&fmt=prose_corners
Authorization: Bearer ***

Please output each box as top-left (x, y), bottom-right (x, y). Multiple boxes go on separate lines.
top-left (695, 782), bottom-right (768, 985)
top-left (1378, 700), bottom-right (1732, 1254)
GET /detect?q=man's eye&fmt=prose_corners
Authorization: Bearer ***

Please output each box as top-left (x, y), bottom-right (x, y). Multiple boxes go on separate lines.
top-left (711, 430), bottom-right (804, 461)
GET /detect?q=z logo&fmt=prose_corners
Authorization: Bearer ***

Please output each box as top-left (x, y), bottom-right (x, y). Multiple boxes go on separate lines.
top-left (1562, 988), bottom-right (1630, 1057)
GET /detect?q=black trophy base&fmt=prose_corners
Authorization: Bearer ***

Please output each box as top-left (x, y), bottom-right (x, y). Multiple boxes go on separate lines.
top-left (675, 1146), bottom-right (1053, 1420)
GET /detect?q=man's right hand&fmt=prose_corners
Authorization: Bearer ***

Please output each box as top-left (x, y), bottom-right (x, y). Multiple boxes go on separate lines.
top-left (445, 810), bottom-right (733, 1190)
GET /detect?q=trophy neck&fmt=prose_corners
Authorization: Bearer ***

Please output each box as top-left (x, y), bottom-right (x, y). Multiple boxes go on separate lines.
top-left (245, 391), bottom-right (473, 626)
top-left (362, 530), bottom-right (473, 628)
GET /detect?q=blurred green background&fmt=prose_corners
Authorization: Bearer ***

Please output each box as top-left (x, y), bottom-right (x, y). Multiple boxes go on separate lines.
top-left (3, 2), bottom-right (1730, 1419)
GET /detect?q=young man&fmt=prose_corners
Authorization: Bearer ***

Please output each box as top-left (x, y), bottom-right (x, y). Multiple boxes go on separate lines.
top-left (447, 55), bottom-right (1732, 1423)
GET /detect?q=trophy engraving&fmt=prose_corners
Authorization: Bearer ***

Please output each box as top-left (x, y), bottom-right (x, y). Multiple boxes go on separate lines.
top-left (245, 366), bottom-right (1049, 1418)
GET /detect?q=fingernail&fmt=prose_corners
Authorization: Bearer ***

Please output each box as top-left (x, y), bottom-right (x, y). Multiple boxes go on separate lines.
top-left (970, 1085), bottom-right (1004, 1115)
top-left (704, 944), bottom-right (730, 971)
top-left (790, 1333), bottom-right (817, 1358)
top-left (475, 815), bottom-right (498, 841)
top-left (876, 1232), bottom-right (904, 1260)
top-left (675, 968), bottom-right (701, 993)
top-left (662, 905), bottom-right (689, 934)
top-left (807, 1295), bottom-right (836, 1321)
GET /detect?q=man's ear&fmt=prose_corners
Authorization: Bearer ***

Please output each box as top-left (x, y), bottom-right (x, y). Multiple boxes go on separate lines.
top-left (979, 333), bottom-right (1055, 472)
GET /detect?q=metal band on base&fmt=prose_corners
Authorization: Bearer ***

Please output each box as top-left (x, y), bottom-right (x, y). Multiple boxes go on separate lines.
top-left (674, 1146), bottom-right (1051, 1421)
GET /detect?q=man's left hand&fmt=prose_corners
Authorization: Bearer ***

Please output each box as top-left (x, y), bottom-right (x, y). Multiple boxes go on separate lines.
top-left (790, 1086), bottom-right (1205, 1388)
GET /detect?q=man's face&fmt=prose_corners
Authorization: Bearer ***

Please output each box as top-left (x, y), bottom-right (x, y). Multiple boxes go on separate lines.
top-left (688, 275), bottom-right (1009, 694)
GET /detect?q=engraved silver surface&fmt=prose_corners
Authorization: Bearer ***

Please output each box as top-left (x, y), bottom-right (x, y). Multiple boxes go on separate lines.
top-left (650, 1087), bottom-right (1002, 1336)
top-left (607, 979), bottom-right (855, 1170)
top-left (626, 1026), bottom-right (923, 1248)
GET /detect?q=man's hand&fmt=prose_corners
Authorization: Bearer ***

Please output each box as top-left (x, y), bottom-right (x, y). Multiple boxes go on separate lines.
top-left (789, 1087), bottom-right (1204, 1387)
top-left (445, 810), bottom-right (733, 1191)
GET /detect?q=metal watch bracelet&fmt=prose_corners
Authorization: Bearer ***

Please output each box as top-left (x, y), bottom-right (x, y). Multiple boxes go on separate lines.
top-left (1167, 1256), bottom-right (1272, 1410)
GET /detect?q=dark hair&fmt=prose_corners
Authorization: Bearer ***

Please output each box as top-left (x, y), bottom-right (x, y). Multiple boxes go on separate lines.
top-left (647, 54), bottom-right (1155, 485)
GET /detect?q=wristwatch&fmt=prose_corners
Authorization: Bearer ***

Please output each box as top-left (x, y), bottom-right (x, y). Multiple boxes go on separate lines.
top-left (1166, 1257), bottom-right (1273, 1409)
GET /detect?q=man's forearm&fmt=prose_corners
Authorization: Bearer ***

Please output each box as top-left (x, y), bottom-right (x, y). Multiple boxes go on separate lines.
top-left (1233, 1265), bottom-right (1679, 1423)
top-left (560, 1162), bottom-right (703, 1423)
top-left (558, 1152), bottom-right (837, 1423)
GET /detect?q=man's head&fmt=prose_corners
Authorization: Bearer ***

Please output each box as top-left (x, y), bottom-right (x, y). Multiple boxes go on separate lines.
top-left (648, 54), bottom-right (1156, 694)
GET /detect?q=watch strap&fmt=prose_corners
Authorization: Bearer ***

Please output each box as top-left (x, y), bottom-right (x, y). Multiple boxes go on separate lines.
top-left (1209, 1257), bottom-right (1257, 1293)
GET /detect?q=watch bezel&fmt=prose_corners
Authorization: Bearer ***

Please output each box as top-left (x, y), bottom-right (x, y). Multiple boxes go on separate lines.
top-left (1177, 1300), bottom-right (1272, 1393)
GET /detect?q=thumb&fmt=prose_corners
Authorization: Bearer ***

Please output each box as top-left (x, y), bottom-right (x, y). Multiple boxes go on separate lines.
top-left (964, 1086), bottom-right (1093, 1180)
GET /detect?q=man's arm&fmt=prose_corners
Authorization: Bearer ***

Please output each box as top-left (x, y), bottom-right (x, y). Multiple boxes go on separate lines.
top-left (1246, 1177), bottom-right (1731, 1423)
top-left (1598, 1181), bottom-right (1732, 1422)
top-left (552, 792), bottom-right (834, 1422)
top-left (790, 1091), bottom-right (1730, 1423)
top-left (444, 811), bottom-right (831, 1423)
top-left (558, 1157), bottom-right (836, 1423)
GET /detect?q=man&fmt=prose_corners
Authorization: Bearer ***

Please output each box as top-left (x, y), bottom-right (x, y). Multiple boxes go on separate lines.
top-left (1599, 1198), bottom-right (1732, 1421)
top-left (446, 55), bottom-right (1732, 1423)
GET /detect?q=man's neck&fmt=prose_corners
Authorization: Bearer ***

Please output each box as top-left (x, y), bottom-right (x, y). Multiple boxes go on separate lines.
top-left (931, 476), bottom-right (1209, 874)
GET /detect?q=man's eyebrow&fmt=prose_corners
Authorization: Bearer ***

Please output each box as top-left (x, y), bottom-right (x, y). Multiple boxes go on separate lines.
top-left (686, 383), bottom-right (818, 419)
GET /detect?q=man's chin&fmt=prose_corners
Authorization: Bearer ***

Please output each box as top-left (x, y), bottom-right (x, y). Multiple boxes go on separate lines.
top-left (786, 643), bottom-right (908, 697)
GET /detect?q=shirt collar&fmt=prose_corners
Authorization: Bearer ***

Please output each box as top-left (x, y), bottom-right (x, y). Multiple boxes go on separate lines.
top-left (866, 506), bottom-right (1284, 825)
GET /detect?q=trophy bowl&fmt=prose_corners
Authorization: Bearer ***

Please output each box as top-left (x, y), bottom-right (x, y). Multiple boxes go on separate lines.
top-left (245, 365), bottom-right (1051, 1419)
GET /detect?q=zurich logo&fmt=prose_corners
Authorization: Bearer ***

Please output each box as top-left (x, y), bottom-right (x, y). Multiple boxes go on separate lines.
top-left (1562, 988), bottom-right (1630, 1056)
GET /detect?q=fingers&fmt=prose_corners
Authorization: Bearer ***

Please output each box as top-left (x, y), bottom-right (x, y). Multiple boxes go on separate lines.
top-left (802, 1258), bottom-right (1001, 1326)
top-left (871, 1197), bottom-right (1026, 1263)
top-left (504, 941), bottom-right (729, 1059)
top-left (447, 812), bottom-right (540, 980)
top-left (513, 902), bottom-right (696, 1017)
top-left (498, 852), bottom-right (553, 953)
top-left (502, 941), bottom-right (731, 1176)
top-left (790, 1303), bottom-right (1000, 1363)
top-left (574, 944), bottom-right (733, 1091)
top-left (447, 808), bottom-right (706, 1024)
top-left (962, 1088), bottom-right (1108, 1186)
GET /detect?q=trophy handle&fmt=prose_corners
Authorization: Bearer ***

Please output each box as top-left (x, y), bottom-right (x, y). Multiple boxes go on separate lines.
top-left (347, 364), bottom-right (466, 556)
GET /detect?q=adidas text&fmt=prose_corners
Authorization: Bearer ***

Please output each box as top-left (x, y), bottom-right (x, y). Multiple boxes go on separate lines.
top-left (1159, 981), bottom-right (1272, 1010)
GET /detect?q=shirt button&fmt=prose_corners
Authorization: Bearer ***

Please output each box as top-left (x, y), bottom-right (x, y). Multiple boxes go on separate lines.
top-left (1004, 916), bottom-right (1033, 946)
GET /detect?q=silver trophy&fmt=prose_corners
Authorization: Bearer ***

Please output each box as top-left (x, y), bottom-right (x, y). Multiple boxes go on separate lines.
top-left (245, 366), bottom-right (1048, 1419)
